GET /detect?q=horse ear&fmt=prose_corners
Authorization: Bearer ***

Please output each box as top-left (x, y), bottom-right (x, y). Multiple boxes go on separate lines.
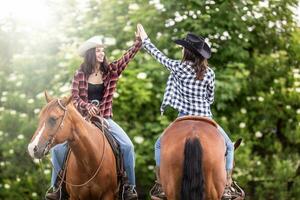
top-left (44, 90), bottom-right (53, 103)
top-left (62, 95), bottom-right (73, 106)
top-left (234, 138), bottom-right (242, 151)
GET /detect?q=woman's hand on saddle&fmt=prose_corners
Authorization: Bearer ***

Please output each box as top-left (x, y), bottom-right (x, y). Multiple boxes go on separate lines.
top-left (87, 104), bottom-right (99, 117)
top-left (137, 24), bottom-right (148, 41)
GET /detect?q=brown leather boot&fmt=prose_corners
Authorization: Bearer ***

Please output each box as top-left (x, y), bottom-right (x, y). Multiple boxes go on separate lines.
top-left (149, 166), bottom-right (167, 200)
top-left (45, 188), bottom-right (62, 200)
top-left (150, 181), bottom-right (167, 200)
top-left (122, 184), bottom-right (138, 200)
top-left (45, 170), bottom-right (64, 200)
top-left (222, 170), bottom-right (245, 200)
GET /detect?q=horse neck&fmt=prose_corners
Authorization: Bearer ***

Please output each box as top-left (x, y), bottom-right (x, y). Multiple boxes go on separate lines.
top-left (67, 106), bottom-right (104, 172)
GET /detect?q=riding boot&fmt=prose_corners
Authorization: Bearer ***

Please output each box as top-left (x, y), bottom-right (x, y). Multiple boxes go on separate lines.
top-left (121, 173), bottom-right (138, 200)
top-left (222, 170), bottom-right (245, 200)
top-left (149, 166), bottom-right (167, 200)
top-left (45, 170), bottom-right (64, 200)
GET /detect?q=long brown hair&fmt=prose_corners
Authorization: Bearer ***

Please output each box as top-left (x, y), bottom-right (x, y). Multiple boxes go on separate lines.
top-left (80, 47), bottom-right (109, 77)
top-left (182, 48), bottom-right (208, 80)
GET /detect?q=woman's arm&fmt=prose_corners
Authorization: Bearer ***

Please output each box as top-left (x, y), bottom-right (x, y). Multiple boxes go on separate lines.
top-left (137, 24), bottom-right (178, 72)
top-left (142, 38), bottom-right (179, 72)
top-left (207, 70), bottom-right (215, 104)
top-left (71, 71), bottom-right (92, 112)
top-left (110, 37), bottom-right (142, 76)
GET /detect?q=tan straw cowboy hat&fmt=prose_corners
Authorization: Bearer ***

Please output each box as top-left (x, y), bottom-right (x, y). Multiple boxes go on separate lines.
top-left (78, 36), bottom-right (104, 57)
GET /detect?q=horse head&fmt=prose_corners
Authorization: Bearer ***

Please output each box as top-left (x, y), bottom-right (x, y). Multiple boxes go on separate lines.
top-left (28, 91), bottom-right (73, 159)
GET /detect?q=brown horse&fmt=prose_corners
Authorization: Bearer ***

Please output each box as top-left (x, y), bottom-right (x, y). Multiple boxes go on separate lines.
top-left (160, 116), bottom-right (227, 200)
top-left (27, 92), bottom-right (118, 200)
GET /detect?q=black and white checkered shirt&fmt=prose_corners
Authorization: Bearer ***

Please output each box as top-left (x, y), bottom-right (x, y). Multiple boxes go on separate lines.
top-left (143, 38), bottom-right (215, 117)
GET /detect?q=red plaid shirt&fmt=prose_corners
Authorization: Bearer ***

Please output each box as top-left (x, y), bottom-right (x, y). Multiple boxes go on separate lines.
top-left (71, 39), bottom-right (142, 118)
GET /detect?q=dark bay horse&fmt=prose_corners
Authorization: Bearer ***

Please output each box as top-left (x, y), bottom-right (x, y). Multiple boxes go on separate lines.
top-left (160, 116), bottom-right (227, 200)
top-left (28, 92), bottom-right (118, 200)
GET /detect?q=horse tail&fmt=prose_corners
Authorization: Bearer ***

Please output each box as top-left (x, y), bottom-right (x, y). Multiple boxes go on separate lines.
top-left (180, 137), bottom-right (204, 200)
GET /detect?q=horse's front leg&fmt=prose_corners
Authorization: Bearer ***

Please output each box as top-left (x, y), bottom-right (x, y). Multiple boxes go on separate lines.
top-left (101, 191), bottom-right (116, 200)
top-left (68, 194), bottom-right (80, 200)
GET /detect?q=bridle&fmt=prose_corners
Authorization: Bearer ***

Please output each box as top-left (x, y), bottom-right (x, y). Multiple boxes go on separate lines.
top-left (43, 99), bottom-right (67, 154)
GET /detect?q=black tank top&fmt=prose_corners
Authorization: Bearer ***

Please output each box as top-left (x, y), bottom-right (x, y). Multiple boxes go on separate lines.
top-left (88, 83), bottom-right (104, 102)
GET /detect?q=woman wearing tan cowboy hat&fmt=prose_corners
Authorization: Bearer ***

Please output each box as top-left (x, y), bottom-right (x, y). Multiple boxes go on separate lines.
top-left (46, 28), bottom-right (142, 200)
top-left (137, 24), bottom-right (244, 200)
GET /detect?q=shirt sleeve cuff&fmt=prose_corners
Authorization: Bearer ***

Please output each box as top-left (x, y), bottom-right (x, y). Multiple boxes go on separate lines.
top-left (142, 38), bottom-right (151, 46)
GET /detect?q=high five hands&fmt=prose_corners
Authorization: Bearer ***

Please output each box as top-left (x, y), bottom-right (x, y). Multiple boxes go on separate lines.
top-left (136, 24), bottom-right (148, 41)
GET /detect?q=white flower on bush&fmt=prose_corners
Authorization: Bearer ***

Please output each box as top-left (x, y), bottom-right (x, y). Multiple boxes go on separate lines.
top-left (221, 116), bottom-right (227, 121)
top-left (113, 92), bottom-right (119, 98)
top-left (10, 110), bottom-right (16, 115)
top-left (240, 108), bottom-right (247, 114)
top-left (126, 41), bottom-right (134, 47)
top-left (16, 81), bottom-right (22, 87)
top-left (137, 72), bottom-right (147, 79)
top-left (134, 136), bottom-right (144, 144)
top-left (239, 122), bottom-right (246, 128)
top-left (256, 160), bottom-right (261, 165)
top-left (1, 96), bottom-right (7, 102)
top-left (129, 3), bottom-right (139, 10)
top-left (20, 113), bottom-right (27, 118)
top-left (255, 131), bottom-right (263, 138)
top-left (297, 109), bottom-right (300, 114)
top-left (20, 94), bottom-right (26, 98)
top-left (34, 109), bottom-right (40, 114)
top-left (148, 165), bottom-right (154, 170)
top-left (286, 105), bottom-right (291, 110)
top-left (32, 192), bottom-right (37, 197)
top-left (17, 134), bottom-right (24, 140)
top-left (258, 96), bottom-right (264, 102)
top-left (9, 149), bottom-right (14, 154)
top-left (28, 99), bottom-right (34, 104)
top-left (44, 169), bottom-right (51, 175)
top-left (4, 184), bottom-right (10, 189)
top-left (36, 92), bottom-right (44, 99)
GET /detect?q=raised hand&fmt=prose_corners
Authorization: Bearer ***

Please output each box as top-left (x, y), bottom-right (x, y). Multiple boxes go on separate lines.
top-left (135, 27), bottom-right (140, 39)
top-left (137, 24), bottom-right (148, 41)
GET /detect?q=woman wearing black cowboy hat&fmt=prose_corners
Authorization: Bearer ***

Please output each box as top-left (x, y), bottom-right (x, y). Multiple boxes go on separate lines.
top-left (137, 24), bottom-right (244, 200)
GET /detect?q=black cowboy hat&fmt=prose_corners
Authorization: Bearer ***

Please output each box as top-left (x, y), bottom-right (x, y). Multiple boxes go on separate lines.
top-left (174, 33), bottom-right (211, 59)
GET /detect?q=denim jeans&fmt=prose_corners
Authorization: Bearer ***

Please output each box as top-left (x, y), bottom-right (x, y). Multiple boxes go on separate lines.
top-left (154, 112), bottom-right (234, 171)
top-left (50, 118), bottom-right (136, 186)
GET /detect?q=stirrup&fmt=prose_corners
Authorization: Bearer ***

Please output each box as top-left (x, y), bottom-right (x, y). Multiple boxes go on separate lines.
top-left (45, 186), bottom-right (62, 200)
top-left (149, 181), bottom-right (167, 200)
top-left (222, 181), bottom-right (245, 200)
top-left (121, 184), bottom-right (138, 200)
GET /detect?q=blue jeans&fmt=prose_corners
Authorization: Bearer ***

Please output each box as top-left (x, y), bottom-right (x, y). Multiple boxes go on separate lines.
top-left (50, 118), bottom-right (136, 186)
top-left (154, 113), bottom-right (234, 171)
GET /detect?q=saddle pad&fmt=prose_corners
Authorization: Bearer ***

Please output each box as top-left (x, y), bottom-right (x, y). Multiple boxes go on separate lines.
top-left (175, 115), bottom-right (218, 128)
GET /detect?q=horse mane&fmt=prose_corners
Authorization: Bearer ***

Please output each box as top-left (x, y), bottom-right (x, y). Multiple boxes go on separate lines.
top-left (175, 116), bottom-right (218, 128)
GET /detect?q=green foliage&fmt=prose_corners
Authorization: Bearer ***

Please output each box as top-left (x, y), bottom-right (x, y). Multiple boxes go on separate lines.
top-left (0, 0), bottom-right (299, 199)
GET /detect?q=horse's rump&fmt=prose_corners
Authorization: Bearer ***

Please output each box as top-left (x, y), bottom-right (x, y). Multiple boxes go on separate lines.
top-left (160, 117), bottom-right (226, 200)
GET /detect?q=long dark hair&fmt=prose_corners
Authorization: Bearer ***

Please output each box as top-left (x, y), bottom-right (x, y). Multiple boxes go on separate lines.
top-left (182, 48), bottom-right (208, 80)
top-left (80, 47), bottom-right (109, 77)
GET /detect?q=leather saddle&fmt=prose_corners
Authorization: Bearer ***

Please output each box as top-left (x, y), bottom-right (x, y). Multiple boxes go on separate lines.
top-left (91, 117), bottom-right (126, 185)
